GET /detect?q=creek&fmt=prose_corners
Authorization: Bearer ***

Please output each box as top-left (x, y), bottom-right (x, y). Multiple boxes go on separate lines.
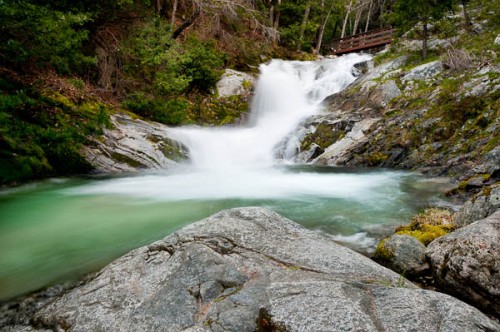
top-left (0, 54), bottom-right (451, 301)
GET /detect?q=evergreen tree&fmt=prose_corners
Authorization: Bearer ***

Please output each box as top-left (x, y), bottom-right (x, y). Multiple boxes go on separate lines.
top-left (390, 0), bottom-right (454, 59)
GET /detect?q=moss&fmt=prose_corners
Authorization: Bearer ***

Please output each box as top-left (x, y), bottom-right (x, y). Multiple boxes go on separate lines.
top-left (191, 95), bottom-right (248, 126)
top-left (159, 139), bottom-right (186, 161)
top-left (301, 123), bottom-right (345, 151)
top-left (111, 152), bottom-right (144, 168)
top-left (362, 151), bottom-right (389, 166)
top-left (395, 208), bottom-right (455, 245)
top-left (374, 238), bottom-right (394, 263)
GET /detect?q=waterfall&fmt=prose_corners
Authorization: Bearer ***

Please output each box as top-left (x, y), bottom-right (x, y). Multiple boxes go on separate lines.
top-left (61, 52), bottom-right (450, 254)
top-left (73, 53), bottom-right (403, 203)
top-left (171, 53), bottom-right (372, 171)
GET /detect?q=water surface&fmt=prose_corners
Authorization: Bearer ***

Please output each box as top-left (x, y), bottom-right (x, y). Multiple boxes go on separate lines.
top-left (0, 166), bottom-right (450, 301)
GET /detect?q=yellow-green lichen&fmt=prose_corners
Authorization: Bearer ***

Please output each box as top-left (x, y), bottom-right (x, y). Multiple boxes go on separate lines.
top-left (395, 208), bottom-right (455, 246)
top-left (374, 238), bottom-right (394, 262)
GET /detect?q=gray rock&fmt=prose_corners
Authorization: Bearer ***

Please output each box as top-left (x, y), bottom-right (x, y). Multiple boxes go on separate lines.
top-left (375, 234), bottom-right (429, 277)
top-left (359, 56), bottom-right (408, 83)
top-left (216, 69), bottom-right (255, 98)
top-left (484, 146), bottom-right (500, 176)
top-left (83, 114), bottom-right (187, 173)
top-left (402, 61), bottom-right (443, 81)
top-left (453, 185), bottom-right (500, 227)
top-left (354, 60), bottom-right (375, 75)
top-left (427, 210), bottom-right (500, 317)
top-left (6, 208), bottom-right (499, 331)
top-left (368, 80), bottom-right (401, 108)
top-left (495, 35), bottom-right (500, 45)
top-left (315, 117), bottom-right (381, 165)
top-left (473, 22), bottom-right (485, 34)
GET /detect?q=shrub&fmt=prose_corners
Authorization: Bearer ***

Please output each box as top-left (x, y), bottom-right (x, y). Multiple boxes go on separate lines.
top-left (181, 36), bottom-right (226, 93)
top-left (0, 78), bottom-right (110, 185)
top-left (0, 1), bottom-right (94, 74)
top-left (123, 93), bottom-right (189, 126)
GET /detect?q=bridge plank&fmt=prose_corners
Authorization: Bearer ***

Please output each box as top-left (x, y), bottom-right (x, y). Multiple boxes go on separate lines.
top-left (328, 27), bottom-right (396, 55)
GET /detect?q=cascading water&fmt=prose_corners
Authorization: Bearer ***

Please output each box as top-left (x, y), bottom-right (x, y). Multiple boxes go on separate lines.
top-left (171, 53), bottom-right (372, 171)
top-left (74, 53), bottom-right (396, 202)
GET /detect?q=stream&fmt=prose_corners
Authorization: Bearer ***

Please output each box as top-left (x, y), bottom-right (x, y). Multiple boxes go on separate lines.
top-left (0, 54), bottom-right (452, 301)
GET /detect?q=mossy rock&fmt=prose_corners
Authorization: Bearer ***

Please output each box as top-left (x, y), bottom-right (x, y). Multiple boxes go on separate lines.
top-left (374, 234), bottom-right (429, 277)
top-left (300, 123), bottom-right (346, 151)
top-left (395, 208), bottom-right (455, 246)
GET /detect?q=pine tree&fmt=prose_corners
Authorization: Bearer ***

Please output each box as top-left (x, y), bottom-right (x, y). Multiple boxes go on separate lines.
top-left (390, 0), bottom-right (454, 59)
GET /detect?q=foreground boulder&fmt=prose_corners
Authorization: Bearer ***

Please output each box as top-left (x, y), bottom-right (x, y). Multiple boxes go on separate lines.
top-left (427, 210), bottom-right (500, 318)
top-left (5, 208), bottom-right (500, 331)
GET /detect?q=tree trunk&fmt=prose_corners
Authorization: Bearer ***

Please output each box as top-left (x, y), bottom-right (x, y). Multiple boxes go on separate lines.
top-left (269, 3), bottom-right (275, 27)
top-left (154, 0), bottom-right (162, 16)
top-left (364, 0), bottom-right (373, 32)
top-left (422, 19), bottom-right (428, 59)
top-left (297, 0), bottom-right (312, 51)
top-left (170, 0), bottom-right (179, 27)
top-left (173, 5), bottom-right (200, 39)
top-left (316, 0), bottom-right (335, 53)
top-left (352, 4), bottom-right (363, 35)
top-left (462, 0), bottom-right (471, 29)
top-left (379, 0), bottom-right (387, 27)
top-left (341, 0), bottom-right (354, 38)
top-left (273, 0), bottom-right (282, 30)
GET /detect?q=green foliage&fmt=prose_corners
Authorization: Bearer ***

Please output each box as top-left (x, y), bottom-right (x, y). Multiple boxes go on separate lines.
top-left (389, 0), bottom-right (454, 31)
top-left (0, 77), bottom-right (111, 185)
top-left (388, 0), bottom-right (454, 58)
top-left (122, 18), bottom-right (190, 95)
top-left (190, 95), bottom-right (249, 126)
top-left (123, 93), bottom-right (189, 126)
top-left (120, 19), bottom-right (225, 124)
top-left (0, 1), bottom-right (95, 74)
top-left (278, 0), bottom-right (322, 51)
top-left (181, 37), bottom-right (226, 93)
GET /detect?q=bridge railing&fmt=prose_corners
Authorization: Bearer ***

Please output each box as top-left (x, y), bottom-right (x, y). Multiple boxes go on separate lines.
top-left (328, 27), bottom-right (396, 55)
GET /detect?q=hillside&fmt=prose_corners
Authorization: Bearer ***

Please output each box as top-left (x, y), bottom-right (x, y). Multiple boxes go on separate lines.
top-left (297, 3), bottom-right (499, 196)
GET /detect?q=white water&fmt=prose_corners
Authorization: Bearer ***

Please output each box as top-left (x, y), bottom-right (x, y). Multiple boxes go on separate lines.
top-left (171, 54), bottom-right (372, 171)
top-left (70, 54), bottom-right (413, 205)
top-left (73, 54), bottom-right (402, 204)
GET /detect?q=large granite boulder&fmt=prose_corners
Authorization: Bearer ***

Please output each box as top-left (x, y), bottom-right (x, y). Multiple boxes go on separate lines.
top-left (83, 114), bottom-right (187, 173)
top-left (402, 61), bottom-right (443, 82)
top-left (427, 210), bottom-right (500, 318)
top-left (4, 208), bottom-right (499, 331)
top-left (216, 69), bottom-right (255, 98)
top-left (453, 185), bottom-right (500, 227)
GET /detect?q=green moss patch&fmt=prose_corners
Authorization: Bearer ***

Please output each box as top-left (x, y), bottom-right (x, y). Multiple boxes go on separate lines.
top-left (301, 123), bottom-right (346, 151)
top-left (374, 238), bottom-right (394, 263)
top-left (395, 208), bottom-right (455, 245)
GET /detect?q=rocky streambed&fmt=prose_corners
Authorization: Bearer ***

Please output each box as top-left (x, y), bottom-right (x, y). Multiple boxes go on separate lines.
top-left (2, 207), bottom-right (499, 331)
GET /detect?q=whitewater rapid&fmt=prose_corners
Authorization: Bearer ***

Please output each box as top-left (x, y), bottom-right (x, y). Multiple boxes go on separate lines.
top-left (71, 54), bottom-right (401, 203)
top-left (170, 54), bottom-right (372, 171)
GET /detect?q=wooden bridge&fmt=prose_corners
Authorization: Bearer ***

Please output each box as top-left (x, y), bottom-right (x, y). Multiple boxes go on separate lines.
top-left (328, 27), bottom-right (396, 55)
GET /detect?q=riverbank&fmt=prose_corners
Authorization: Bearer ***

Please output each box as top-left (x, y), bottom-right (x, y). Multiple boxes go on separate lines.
top-left (2, 207), bottom-right (499, 331)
